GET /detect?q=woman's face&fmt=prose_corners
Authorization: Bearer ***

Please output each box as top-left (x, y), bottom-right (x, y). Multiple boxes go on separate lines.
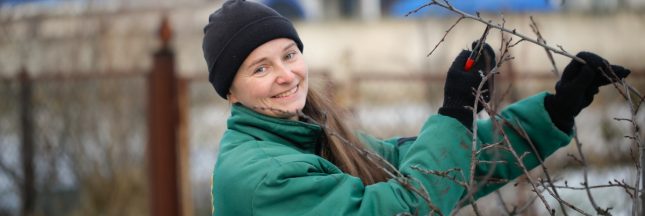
top-left (229, 38), bottom-right (308, 120)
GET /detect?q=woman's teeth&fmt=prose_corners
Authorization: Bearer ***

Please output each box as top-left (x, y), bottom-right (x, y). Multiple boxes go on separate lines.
top-left (273, 86), bottom-right (298, 98)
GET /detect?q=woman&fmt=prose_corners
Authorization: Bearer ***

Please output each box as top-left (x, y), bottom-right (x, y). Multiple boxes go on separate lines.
top-left (202, 0), bottom-right (630, 215)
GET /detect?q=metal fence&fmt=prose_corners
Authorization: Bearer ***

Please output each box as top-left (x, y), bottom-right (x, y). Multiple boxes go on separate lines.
top-left (0, 71), bottom-right (149, 216)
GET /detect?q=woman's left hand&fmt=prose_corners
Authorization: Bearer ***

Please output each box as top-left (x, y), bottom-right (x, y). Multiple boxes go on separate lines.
top-left (545, 52), bottom-right (631, 133)
top-left (438, 42), bottom-right (496, 129)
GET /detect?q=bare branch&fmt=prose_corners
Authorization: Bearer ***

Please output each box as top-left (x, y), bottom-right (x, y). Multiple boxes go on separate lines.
top-left (404, 2), bottom-right (438, 17)
top-left (509, 38), bottom-right (525, 48)
top-left (546, 182), bottom-right (638, 194)
top-left (529, 16), bottom-right (559, 76)
top-left (567, 153), bottom-right (584, 166)
top-left (476, 141), bottom-right (505, 154)
top-left (427, 17), bottom-right (464, 57)
top-left (408, 0), bottom-right (586, 63)
top-left (410, 166), bottom-right (469, 188)
top-left (572, 132), bottom-right (612, 215)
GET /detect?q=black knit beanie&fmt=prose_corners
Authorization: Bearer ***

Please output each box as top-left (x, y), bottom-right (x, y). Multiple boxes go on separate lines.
top-left (202, 0), bottom-right (304, 99)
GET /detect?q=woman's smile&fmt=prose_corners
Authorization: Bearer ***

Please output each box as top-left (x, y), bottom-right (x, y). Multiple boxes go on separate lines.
top-left (272, 84), bottom-right (299, 99)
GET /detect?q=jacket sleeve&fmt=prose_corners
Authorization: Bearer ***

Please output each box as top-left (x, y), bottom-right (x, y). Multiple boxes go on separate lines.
top-left (358, 133), bottom-right (414, 169)
top-left (470, 92), bottom-right (572, 199)
top-left (252, 114), bottom-right (475, 215)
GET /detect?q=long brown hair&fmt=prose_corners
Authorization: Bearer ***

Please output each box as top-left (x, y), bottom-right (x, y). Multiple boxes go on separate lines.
top-left (301, 87), bottom-right (394, 185)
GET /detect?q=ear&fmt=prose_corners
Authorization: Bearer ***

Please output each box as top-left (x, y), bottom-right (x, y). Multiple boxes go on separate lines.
top-left (227, 92), bottom-right (238, 103)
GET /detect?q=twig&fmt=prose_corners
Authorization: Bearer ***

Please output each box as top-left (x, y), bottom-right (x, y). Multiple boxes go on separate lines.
top-left (614, 118), bottom-right (634, 122)
top-left (477, 160), bottom-right (507, 165)
top-left (509, 38), bottom-right (525, 48)
top-left (513, 193), bottom-right (542, 215)
top-left (498, 184), bottom-right (543, 216)
top-left (566, 153), bottom-right (584, 166)
top-left (494, 191), bottom-right (513, 215)
top-left (427, 17), bottom-right (464, 57)
top-left (573, 129), bottom-right (612, 215)
top-left (529, 16), bottom-right (559, 76)
top-left (546, 182), bottom-right (638, 194)
top-left (620, 78), bottom-right (644, 216)
top-left (404, 2), bottom-right (438, 17)
top-left (599, 65), bottom-right (645, 113)
top-left (410, 166), bottom-right (469, 188)
top-left (476, 141), bottom-right (505, 154)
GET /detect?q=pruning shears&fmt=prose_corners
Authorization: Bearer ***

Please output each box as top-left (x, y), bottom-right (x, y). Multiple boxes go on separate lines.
top-left (464, 25), bottom-right (492, 71)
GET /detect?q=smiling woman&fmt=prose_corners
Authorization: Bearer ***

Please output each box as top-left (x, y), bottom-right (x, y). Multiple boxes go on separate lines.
top-left (201, 0), bottom-right (394, 212)
top-left (228, 39), bottom-right (309, 120)
top-left (201, 0), bottom-right (631, 215)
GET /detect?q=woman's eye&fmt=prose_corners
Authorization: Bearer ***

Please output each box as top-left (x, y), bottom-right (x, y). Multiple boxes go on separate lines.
top-left (285, 52), bottom-right (296, 60)
top-left (254, 66), bottom-right (267, 74)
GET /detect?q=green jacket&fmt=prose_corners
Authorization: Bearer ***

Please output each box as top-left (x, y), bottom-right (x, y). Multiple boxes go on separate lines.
top-left (212, 92), bottom-right (572, 215)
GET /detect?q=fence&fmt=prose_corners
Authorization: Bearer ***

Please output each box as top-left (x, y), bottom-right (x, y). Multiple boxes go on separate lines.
top-left (0, 16), bottom-right (185, 216)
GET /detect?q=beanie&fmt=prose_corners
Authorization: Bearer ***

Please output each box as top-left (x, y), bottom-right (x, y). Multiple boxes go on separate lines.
top-left (202, 0), bottom-right (304, 99)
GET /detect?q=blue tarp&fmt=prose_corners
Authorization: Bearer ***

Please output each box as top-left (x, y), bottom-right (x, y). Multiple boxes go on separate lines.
top-left (1, 0), bottom-right (58, 6)
top-left (263, 0), bottom-right (305, 19)
top-left (390, 0), bottom-right (556, 17)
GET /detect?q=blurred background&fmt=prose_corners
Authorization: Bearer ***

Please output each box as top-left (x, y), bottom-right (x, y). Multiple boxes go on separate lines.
top-left (1, 0), bottom-right (644, 215)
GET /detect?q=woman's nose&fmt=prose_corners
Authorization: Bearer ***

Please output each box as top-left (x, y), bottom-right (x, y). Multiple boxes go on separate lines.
top-left (275, 63), bottom-right (295, 84)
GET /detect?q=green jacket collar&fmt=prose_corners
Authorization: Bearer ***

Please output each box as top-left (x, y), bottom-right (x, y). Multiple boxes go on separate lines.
top-left (227, 103), bottom-right (323, 154)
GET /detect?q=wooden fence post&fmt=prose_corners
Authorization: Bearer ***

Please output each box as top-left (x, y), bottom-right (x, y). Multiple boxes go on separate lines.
top-left (19, 68), bottom-right (35, 216)
top-left (147, 15), bottom-right (191, 216)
